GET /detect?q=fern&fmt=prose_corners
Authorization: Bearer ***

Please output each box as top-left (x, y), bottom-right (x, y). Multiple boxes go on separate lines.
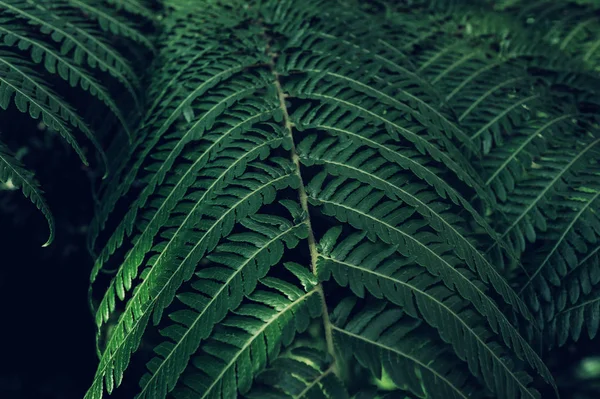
top-left (64, 0), bottom-right (156, 51)
top-left (1, 0), bottom-right (140, 105)
top-left (105, 0), bottom-right (157, 20)
top-left (424, 0), bottom-right (600, 350)
top-left (0, 0), bottom-right (149, 244)
top-left (0, 16), bottom-right (134, 136)
top-left (242, 345), bottom-right (346, 399)
top-left (330, 297), bottom-right (483, 399)
top-left (0, 142), bottom-right (53, 245)
top-left (79, 0), bottom-right (600, 398)
top-left (0, 50), bottom-right (90, 165)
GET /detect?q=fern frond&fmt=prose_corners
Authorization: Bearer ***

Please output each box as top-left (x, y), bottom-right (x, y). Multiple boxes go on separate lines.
top-left (156, 262), bottom-right (320, 399)
top-left (281, 64), bottom-right (480, 164)
top-left (65, 0), bottom-right (156, 51)
top-left (0, 142), bottom-right (53, 245)
top-left (517, 157), bottom-right (600, 342)
top-left (500, 0), bottom-right (600, 69)
top-left (83, 1), bottom-right (599, 398)
top-left (87, 47), bottom-right (265, 264)
top-left (286, 92), bottom-right (493, 209)
top-left (92, 101), bottom-right (282, 317)
top-left (296, 131), bottom-right (513, 279)
top-left (307, 174), bottom-right (535, 325)
top-left (330, 298), bottom-right (485, 399)
top-left (90, 71), bottom-right (273, 284)
top-left (291, 113), bottom-right (508, 260)
top-left (482, 113), bottom-right (577, 201)
top-left (317, 228), bottom-right (554, 398)
top-left (105, 0), bottom-right (157, 20)
top-left (490, 138), bottom-right (600, 254)
top-left (0, 19), bottom-right (133, 137)
top-left (243, 346), bottom-right (347, 399)
top-left (0, 0), bottom-right (141, 108)
top-left (0, 51), bottom-right (110, 173)
top-left (86, 156), bottom-right (299, 398)
top-left (409, 37), bottom-right (548, 156)
top-left (0, 51), bottom-right (88, 165)
top-left (548, 290), bottom-right (600, 346)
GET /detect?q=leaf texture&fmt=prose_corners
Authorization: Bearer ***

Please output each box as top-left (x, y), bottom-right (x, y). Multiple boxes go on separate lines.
top-left (81, 1), bottom-right (600, 399)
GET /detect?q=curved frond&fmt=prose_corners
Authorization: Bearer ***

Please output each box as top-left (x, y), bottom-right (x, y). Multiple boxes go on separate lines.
top-left (161, 263), bottom-right (321, 399)
top-left (330, 298), bottom-right (486, 399)
top-left (0, 51), bottom-right (88, 165)
top-left (0, 0), bottom-right (149, 247)
top-left (243, 346), bottom-right (347, 399)
top-left (0, 0), bottom-right (141, 108)
top-left (81, 1), bottom-right (600, 398)
top-left (0, 18), bottom-right (133, 137)
top-left (317, 229), bottom-right (553, 398)
top-left (0, 142), bottom-right (53, 246)
top-left (0, 51), bottom-right (109, 172)
top-left (65, 0), bottom-right (156, 51)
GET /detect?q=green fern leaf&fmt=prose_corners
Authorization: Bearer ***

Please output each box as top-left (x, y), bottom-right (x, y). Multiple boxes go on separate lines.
top-left (549, 291), bottom-right (600, 346)
top-left (0, 142), bottom-right (53, 245)
top-left (105, 0), bottom-right (156, 20)
top-left (0, 51), bottom-right (88, 166)
top-left (65, 0), bottom-right (156, 51)
top-left (490, 139), bottom-right (600, 254)
top-left (82, 1), bottom-right (600, 398)
top-left (89, 70), bottom-right (273, 286)
top-left (0, 18), bottom-right (133, 137)
top-left (243, 346), bottom-right (347, 399)
top-left (318, 230), bottom-right (554, 398)
top-left (0, 51), bottom-right (109, 173)
top-left (86, 156), bottom-right (300, 398)
top-left (152, 262), bottom-right (320, 399)
top-left (0, 0), bottom-right (141, 109)
top-left (87, 48), bottom-right (265, 268)
top-left (330, 298), bottom-right (486, 399)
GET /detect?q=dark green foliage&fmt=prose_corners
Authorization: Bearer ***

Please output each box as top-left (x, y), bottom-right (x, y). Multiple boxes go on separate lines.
top-left (83, 0), bottom-right (600, 398)
top-left (0, 0), bottom-right (153, 244)
top-left (4, 0), bottom-right (600, 398)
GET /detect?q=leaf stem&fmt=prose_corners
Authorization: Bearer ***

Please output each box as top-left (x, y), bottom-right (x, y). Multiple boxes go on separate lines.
top-left (264, 33), bottom-right (338, 371)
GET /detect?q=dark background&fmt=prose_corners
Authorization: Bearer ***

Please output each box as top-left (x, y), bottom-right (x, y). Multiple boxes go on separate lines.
top-left (0, 120), bottom-right (97, 399)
